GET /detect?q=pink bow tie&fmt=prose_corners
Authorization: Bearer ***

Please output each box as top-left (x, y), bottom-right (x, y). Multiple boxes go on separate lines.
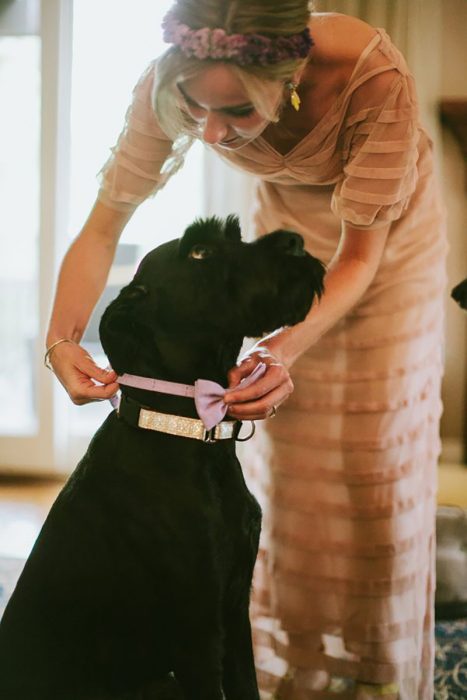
top-left (194, 362), bottom-right (266, 429)
top-left (115, 362), bottom-right (267, 431)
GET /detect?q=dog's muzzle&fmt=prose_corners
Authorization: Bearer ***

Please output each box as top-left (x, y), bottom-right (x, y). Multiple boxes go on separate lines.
top-left (117, 394), bottom-right (253, 443)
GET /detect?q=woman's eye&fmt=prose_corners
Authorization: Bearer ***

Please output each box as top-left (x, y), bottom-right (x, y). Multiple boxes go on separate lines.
top-left (227, 108), bottom-right (255, 118)
top-left (189, 244), bottom-right (214, 260)
top-left (186, 98), bottom-right (202, 111)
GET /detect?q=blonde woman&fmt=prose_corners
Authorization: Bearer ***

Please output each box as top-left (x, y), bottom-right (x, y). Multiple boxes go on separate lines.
top-left (45, 1), bottom-right (447, 697)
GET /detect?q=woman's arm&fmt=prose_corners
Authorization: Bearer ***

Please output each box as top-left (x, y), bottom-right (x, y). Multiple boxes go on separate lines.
top-left (225, 222), bottom-right (390, 419)
top-left (45, 199), bottom-right (135, 404)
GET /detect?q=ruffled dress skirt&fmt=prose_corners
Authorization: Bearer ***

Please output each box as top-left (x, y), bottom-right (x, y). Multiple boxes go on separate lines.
top-left (241, 174), bottom-right (447, 700)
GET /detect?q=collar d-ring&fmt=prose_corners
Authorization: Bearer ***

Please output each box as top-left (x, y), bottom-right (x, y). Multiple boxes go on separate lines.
top-left (235, 421), bottom-right (256, 442)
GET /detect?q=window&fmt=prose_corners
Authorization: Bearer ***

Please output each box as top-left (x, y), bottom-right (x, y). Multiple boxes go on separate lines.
top-left (0, 4), bottom-right (41, 435)
top-left (0, 0), bottom-right (205, 470)
top-left (67, 0), bottom-right (205, 448)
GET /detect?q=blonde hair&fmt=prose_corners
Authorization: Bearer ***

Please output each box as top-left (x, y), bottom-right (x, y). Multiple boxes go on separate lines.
top-left (153, 0), bottom-right (314, 140)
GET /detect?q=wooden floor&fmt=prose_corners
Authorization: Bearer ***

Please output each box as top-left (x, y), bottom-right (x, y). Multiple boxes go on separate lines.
top-left (437, 463), bottom-right (467, 508)
top-left (0, 465), bottom-right (466, 560)
top-left (0, 476), bottom-right (64, 559)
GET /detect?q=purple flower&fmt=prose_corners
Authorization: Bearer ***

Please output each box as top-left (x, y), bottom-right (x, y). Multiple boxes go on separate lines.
top-left (161, 11), bottom-right (314, 65)
top-left (210, 28), bottom-right (228, 58)
top-left (189, 28), bottom-right (211, 59)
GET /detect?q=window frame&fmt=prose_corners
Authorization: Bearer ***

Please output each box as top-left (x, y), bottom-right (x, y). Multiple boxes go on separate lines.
top-left (0, 0), bottom-right (73, 473)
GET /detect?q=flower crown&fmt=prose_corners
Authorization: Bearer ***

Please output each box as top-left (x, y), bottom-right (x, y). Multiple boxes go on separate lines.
top-left (162, 10), bottom-right (313, 66)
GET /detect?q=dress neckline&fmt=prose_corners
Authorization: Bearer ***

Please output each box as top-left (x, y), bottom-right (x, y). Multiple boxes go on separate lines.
top-left (258, 28), bottom-right (384, 159)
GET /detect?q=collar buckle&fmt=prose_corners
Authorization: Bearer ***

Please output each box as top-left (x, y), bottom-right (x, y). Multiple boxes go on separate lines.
top-left (203, 427), bottom-right (218, 444)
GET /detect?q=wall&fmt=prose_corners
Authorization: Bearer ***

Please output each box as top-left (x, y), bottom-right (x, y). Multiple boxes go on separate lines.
top-left (440, 0), bottom-right (467, 463)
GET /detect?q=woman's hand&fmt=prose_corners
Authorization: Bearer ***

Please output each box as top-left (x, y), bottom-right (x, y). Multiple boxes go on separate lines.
top-left (44, 199), bottom-right (134, 406)
top-left (224, 344), bottom-right (293, 421)
top-left (47, 341), bottom-right (119, 406)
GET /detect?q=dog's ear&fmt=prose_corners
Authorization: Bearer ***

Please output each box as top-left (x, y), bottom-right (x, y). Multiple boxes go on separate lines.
top-left (310, 257), bottom-right (326, 300)
top-left (119, 284), bottom-right (148, 301)
top-left (224, 214), bottom-right (241, 242)
top-left (98, 283), bottom-right (151, 374)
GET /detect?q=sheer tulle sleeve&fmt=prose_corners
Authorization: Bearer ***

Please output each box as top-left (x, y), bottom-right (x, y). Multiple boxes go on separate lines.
top-left (331, 71), bottom-right (420, 229)
top-left (97, 61), bottom-right (185, 212)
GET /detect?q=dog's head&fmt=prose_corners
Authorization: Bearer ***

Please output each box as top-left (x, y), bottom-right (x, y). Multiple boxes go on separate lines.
top-left (451, 278), bottom-right (467, 310)
top-left (99, 215), bottom-right (325, 378)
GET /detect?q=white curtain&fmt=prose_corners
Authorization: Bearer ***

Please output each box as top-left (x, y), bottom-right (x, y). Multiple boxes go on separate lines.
top-left (203, 149), bottom-right (257, 239)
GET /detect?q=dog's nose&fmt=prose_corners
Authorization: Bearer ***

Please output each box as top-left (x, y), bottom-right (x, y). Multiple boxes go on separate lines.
top-left (273, 231), bottom-right (306, 257)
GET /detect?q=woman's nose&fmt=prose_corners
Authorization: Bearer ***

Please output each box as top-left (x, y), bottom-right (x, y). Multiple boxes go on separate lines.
top-left (202, 112), bottom-right (228, 144)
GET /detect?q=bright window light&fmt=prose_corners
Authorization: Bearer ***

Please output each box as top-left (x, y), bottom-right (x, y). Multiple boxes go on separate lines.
top-left (68, 0), bottom-right (205, 437)
top-left (0, 35), bottom-right (40, 435)
top-left (69, 0), bottom-right (204, 249)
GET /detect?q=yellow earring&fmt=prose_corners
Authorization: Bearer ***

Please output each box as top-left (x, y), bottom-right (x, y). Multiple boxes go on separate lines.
top-left (287, 82), bottom-right (301, 111)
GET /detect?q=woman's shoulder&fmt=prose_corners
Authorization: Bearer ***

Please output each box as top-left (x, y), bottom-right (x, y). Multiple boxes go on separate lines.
top-left (308, 13), bottom-right (402, 103)
top-left (309, 13), bottom-right (378, 69)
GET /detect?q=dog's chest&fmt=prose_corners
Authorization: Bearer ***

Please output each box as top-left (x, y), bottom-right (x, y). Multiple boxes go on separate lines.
top-left (79, 414), bottom-right (260, 571)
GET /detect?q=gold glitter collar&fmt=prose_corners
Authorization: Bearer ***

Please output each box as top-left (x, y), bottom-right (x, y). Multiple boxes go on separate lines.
top-left (117, 393), bottom-right (243, 444)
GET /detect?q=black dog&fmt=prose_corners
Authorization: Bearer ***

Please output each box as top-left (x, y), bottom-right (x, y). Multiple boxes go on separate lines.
top-left (451, 278), bottom-right (467, 310)
top-left (0, 216), bottom-right (325, 700)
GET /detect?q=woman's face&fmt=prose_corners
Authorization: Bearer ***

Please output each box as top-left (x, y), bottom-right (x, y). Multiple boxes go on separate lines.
top-left (177, 64), bottom-right (272, 149)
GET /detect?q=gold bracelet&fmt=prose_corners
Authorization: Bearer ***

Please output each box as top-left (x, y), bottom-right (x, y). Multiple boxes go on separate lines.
top-left (44, 338), bottom-right (75, 371)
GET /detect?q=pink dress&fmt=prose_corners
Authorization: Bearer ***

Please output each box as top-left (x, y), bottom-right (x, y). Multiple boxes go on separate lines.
top-left (98, 28), bottom-right (447, 700)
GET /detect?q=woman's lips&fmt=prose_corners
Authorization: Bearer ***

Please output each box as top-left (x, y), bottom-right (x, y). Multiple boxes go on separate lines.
top-left (219, 136), bottom-right (240, 145)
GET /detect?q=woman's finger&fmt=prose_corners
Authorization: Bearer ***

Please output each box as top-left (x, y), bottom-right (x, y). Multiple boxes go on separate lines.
top-left (225, 363), bottom-right (292, 405)
top-left (227, 354), bottom-right (260, 389)
top-left (48, 340), bottom-right (119, 405)
top-left (227, 346), bottom-right (283, 391)
top-left (68, 380), bottom-right (120, 405)
top-left (227, 384), bottom-right (288, 421)
top-left (76, 355), bottom-right (118, 384)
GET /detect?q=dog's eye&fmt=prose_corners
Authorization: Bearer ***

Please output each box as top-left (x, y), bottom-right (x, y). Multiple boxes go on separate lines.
top-left (189, 244), bottom-right (214, 260)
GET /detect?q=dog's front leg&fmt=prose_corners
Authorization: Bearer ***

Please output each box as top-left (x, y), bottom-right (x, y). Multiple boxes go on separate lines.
top-left (222, 602), bottom-right (260, 700)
